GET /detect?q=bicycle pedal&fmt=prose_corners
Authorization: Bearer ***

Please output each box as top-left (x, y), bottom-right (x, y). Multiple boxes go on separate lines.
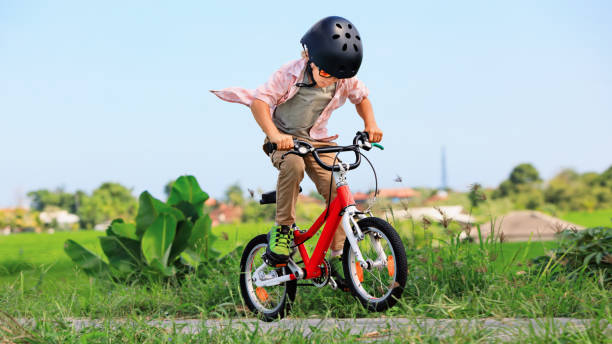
top-left (329, 277), bottom-right (338, 290)
top-left (262, 252), bottom-right (287, 267)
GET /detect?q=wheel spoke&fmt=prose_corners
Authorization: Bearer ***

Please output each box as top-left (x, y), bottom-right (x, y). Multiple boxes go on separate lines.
top-left (351, 227), bottom-right (397, 301)
top-left (244, 243), bottom-right (287, 314)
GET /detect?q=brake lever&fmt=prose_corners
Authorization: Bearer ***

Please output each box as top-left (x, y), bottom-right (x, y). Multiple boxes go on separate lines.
top-left (281, 141), bottom-right (314, 159)
top-left (354, 131), bottom-right (373, 151)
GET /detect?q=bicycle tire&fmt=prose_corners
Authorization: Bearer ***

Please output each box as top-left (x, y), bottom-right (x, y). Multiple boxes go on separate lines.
top-left (239, 234), bottom-right (297, 321)
top-left (342, 217), bottom-right (407, 312)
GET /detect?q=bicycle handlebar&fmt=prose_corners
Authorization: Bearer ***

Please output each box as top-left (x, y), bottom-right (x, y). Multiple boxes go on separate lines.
top-left (264, 131), bottom-right (376, 172)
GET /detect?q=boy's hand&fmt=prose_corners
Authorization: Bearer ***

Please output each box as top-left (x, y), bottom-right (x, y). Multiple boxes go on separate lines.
top-left (365, 125), bottom-right (383, 143)
top-left (270, 133), bottom-right (294, 151)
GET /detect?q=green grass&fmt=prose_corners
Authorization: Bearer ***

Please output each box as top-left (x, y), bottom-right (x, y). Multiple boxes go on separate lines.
top-left (0, 223), bottom-right (272, 299)
top-left (0, 230), bottom-right (104, 275)
top-left (1, 219), bottom-right (610, 324)
top-left (0, 223), bottom-right (267, 274)
top-left (560, 209), bottom-right (612, 228)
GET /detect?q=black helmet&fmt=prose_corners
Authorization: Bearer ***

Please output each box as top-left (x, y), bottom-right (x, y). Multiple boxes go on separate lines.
top-left (300, 16), bottom-right (363, 79)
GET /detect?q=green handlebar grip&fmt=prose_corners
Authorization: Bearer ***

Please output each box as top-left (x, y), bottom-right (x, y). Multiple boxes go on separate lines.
top-left (372, 143), bottom-right (384, 150)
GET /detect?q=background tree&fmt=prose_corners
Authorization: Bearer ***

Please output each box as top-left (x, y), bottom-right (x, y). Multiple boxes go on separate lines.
top-left (241, 203), bottom-right (276, 222)
top-left (509, 163), bottom-right (541, 185)
top-left (0, 210), bottom-right (11, 228)
top-left (73, 190), bottom-right (88, 214)
top-left (544, 168), bottom-right (610, 211)
top-left (597, 165), bottom-right (612, 188)
top-left (493, 163), bottom-right (541, 199)
top-left (77, 182), bottom-right (137, 228)
top-left (225, 183), bottom-right (245, 206)
top-left (27, 187), bottom-right (76, 212)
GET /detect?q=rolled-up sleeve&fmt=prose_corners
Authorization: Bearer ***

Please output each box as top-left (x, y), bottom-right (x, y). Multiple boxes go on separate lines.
top-left (253, 67), bottom-right (293, 108)
top-left (210, 87), bottom-right (254, 107)
top-left (346, 77), bottom-right (369, 105)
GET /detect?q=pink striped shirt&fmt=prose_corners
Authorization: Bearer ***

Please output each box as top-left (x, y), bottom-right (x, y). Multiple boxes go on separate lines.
top-left (210, 58), bottom-right (369, 141)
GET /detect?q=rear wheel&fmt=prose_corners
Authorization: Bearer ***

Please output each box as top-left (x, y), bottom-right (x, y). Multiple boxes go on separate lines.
top-left (239, 234), bottom-right (297, 321)
top-left (342, 217), bottom-right (407, 312)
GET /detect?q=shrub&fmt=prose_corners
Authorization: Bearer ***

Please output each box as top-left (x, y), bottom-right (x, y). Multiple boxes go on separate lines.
top-left (64, 176), bottom-right (231, 280)
top-left (532, 227), bottom-right (612, 285)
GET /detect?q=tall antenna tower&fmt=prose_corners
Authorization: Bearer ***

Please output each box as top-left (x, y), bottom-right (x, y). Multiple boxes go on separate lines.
top-left (441, 146), bottom-right (448, 191)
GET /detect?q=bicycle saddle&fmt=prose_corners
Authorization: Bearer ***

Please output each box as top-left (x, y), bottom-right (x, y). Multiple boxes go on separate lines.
top-left (260, 186), bottom-right (303, 205)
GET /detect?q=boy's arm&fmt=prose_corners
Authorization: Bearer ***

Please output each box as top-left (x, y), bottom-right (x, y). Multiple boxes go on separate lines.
top-left (250, 99), bottom-right (294, 150)
top-left (355, 97), bottom-right (383, 143)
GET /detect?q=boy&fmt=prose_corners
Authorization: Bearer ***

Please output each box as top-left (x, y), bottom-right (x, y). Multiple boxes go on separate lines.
top-left (212, 16), bottom-right (382, 285)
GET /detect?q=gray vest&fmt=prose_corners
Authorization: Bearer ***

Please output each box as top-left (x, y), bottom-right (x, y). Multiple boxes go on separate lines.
top-left (272, 70), bottom-right (336, 140)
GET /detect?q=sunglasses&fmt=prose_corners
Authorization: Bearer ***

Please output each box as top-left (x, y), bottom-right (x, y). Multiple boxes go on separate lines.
top-left (318, 69), bottom-right (333, 78)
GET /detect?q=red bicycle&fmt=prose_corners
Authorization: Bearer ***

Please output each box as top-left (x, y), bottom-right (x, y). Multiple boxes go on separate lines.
top-left (239, 132), bottom-right (407, 321)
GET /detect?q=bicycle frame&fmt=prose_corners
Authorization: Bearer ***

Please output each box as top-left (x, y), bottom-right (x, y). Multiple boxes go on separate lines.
top-left (293, 183), bottom-right (355, 279)
top-left (253, 167), bottom-right (382, 288)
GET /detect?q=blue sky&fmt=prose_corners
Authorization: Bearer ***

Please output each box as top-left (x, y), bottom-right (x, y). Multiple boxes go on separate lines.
top-left (1, 1), bottom-right (611, 207)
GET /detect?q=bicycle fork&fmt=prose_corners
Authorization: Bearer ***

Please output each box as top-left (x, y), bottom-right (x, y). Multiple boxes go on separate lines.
top-left (342, 206), bottom-right (388, 270)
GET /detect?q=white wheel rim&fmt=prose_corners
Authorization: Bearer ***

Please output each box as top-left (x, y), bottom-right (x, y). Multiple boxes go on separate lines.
top-left (244, 243), bottom-right (287, 314)
top-left (348, 228), bottom-right (397, 302)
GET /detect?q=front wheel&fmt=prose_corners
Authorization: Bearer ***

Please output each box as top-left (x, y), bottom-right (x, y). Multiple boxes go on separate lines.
top-left (342, 217), bottom-right (407, 312)
top-left (239, 234), bottom-right (297, 321)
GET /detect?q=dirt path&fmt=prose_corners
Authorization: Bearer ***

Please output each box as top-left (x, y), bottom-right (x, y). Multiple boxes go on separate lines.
top-left (472, 210), bottom-right (584, 241)
top-left (18, 317), bottom-right (611, 340)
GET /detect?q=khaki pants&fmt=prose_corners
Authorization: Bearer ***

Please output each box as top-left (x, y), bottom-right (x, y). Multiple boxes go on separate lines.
top-left (264, 137), bottom-right (346, 251)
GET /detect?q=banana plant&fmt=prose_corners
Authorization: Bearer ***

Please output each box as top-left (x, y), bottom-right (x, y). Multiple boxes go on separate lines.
top-left (64, 175), bottom-right (224, 278)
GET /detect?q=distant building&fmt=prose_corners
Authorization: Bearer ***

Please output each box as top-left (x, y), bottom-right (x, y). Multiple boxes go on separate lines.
top-left (385, 205), bottom-right (475, 225)
top-left (39, 210), bottom-right (80, 229)
top-left (209, 203), bottom-right (243, 226)
top-left (377, 188), bottom-right (419, 201)
top-left (353, 192), bottom-right (370, 204)
top-left (353, 188), bottom-right (419, 204)
top-left (94, 220), bottom-right (112, 231)
top-left (0, 207), bottom-right (38, 233)
top-left (426, 191), bottom-right (449, 203)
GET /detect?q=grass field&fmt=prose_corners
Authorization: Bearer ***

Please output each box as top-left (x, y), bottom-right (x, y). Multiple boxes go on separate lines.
top-left (560, 209), bottom-right (612, 228)
top-left (0, 221), bottom-right (552, 282)
top-left (1, 216), bottom-right (610, 342)
top-left (0, 222), bottom-right (270, 285)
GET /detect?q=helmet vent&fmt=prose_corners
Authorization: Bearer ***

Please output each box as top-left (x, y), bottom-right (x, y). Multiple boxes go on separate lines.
top-left (336, 23), bottom-right (342, 29)
top-left (356, 35), bottom-right (361, 41)
top-left (353, 44), bottom-right (359, 52)
top-left (342, 44), bottom-right (347, 51)
top-left (348, 24), bottom-right (352, 29)
top-left (332, 34), bottom-right (340, 39)
top-left (345, 33), bottom-right (351, 38)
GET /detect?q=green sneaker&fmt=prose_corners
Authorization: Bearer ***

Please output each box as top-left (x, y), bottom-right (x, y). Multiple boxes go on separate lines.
top-left (266, 225), bottom-right (293, 265)
top-left (329, 255), bottom-right (349, 291)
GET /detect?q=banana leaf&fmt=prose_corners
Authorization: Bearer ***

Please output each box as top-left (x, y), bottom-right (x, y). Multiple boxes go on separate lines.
top-left (136, 192), bottom-right (184, 238)
top-left (110, 222), bottom-right (139, 241)
top-left (64, 240), bottom-right (109, 277)
top-left (168, 176), bottom-right (208, 217)
top-left (141, 214), bottom-right (177, 267)
top-left (99, 236), bottom-right (141, 274)
top-left (168, 220), bottom-right (193, 264)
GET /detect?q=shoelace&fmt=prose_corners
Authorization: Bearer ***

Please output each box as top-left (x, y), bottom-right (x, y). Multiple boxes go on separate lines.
top-left (274, 229), bottom-right (292, 248)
